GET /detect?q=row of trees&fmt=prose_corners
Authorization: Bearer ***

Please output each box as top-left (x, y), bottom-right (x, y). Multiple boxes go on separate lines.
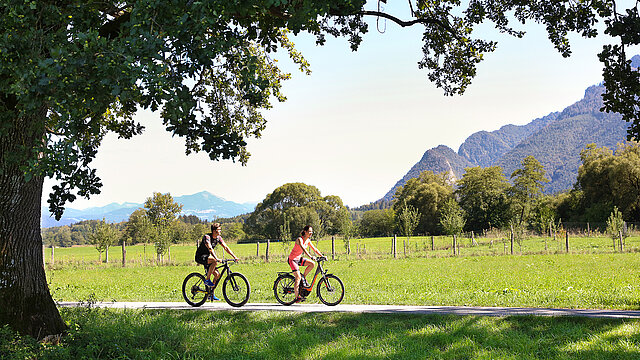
top-left (45, 142), bottom-right (640, 251)
top-left (356, 142), bottom-right (640, 239)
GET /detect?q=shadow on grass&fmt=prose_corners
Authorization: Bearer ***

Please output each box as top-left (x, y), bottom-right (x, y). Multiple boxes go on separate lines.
top-left (2, 308), bottom-right (640, 359)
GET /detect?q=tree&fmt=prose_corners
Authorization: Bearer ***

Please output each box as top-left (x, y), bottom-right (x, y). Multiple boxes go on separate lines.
top-left (439, 199), bottom-right (466, 236)
top-left (144, 193), bottom-right (183, 258)
top-left (245, 183), bottom-right (347, 239)
top-left (576, 142), bottom-right (640, 222)
top-left (89, 219), bottom-right (120, 263)
top-left (455, 166), bottom-right (511, 231)
top-left (144, 193), bottom-right (183, 229)
top-left (393, 171), bottom-right (453, 235)
top-left (397, 202), bottom-right (420, 240)
top-left (123, 209), bottom-right (153, 245)
top-left (4, 0), bottom-right (640, 340)
top-left (360, 209), bottom-right (395, 237)
top-left (606, 206), bottom-right (630, 250)
top-left (509, 156), bottom-right (549, 226)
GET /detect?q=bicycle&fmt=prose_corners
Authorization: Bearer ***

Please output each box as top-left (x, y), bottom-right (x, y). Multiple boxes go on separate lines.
top-left (182, 259), bottom-right (250, 307)
top-left (273, 256), bottom-right (344, 306)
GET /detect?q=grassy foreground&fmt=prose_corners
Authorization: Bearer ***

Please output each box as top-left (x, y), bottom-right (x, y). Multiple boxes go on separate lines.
top-left (48, 253), bottom-right (640, 309)
top-left (2, 307), bottom-right (640, 359)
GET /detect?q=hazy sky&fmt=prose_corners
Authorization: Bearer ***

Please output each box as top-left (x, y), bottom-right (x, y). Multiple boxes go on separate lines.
top-left (43, 3), bottom-right (634, 210)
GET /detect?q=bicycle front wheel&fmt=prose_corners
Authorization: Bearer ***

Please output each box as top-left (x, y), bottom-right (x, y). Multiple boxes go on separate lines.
top-left (273, 274), bottom-right (296, 306)
top-left (317, 274), bottom-right (344, 306)
top-left (222, 272), bottom-right (250, 307)
top-left (182, 272), bottom-right (208, 307)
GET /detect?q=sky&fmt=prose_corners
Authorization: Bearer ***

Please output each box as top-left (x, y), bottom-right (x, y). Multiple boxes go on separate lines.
top-left (42, 2), bottom-right (633, 211)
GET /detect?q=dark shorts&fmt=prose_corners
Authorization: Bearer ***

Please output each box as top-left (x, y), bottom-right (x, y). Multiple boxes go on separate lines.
top-left (195, 254), bottom-right (210, 270)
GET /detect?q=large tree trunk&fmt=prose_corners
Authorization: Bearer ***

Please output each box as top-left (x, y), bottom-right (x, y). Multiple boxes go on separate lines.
top-left (0, 115), bottom-right (67, 339)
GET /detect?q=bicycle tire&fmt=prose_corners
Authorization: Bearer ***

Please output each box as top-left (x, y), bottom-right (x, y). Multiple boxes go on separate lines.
top-left (222, 272), bottom-right (250, 307)
top-left (317, 274), bottom-right (344, 306)
top-left (273, 274), bottom-right (296, 306)
top-left (182, 272), bottom-right (208, 307)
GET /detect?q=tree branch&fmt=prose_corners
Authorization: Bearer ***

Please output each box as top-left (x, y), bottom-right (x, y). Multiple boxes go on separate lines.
top-left (357, 10), bottom-right (460, 39)
top-left (359, 10), bottom-right (445, 28)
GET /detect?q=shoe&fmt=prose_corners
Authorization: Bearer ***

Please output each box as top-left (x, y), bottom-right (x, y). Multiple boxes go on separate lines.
top-left (301, 278), bottom-right (309, 288)
top-left (208, 294), bottom-right (220, 301)
top-left (294, 296), bottom-right (304, 303)
top-left (203, 279), bottom-right (215, 287)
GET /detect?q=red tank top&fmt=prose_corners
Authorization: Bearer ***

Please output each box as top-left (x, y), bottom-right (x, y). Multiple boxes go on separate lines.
top-left (288, 237), bottom-right (309, 259)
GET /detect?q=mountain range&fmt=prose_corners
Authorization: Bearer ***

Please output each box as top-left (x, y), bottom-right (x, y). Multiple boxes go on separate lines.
top-left (40, 191), bottom-right (256, 228)
top-left (381, 81), bottom-right (631, 201)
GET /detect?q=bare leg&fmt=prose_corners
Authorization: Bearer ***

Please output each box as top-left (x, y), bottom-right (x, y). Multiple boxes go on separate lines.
top-left (293, 270), bottom-right (301, 298)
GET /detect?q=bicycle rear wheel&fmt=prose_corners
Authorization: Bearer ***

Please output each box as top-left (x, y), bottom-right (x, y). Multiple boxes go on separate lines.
top-left (273, 274), bottom-right (296, 306)
top-left (222, 272), bottom-right (250, 307)
top-left (182, 272), bottom-right (208, 307)
top-left (317, 274), bottom-right (344, 306)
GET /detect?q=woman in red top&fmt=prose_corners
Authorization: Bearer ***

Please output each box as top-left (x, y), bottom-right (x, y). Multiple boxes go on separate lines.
top-left (288, 225), bottom-right (324, 303)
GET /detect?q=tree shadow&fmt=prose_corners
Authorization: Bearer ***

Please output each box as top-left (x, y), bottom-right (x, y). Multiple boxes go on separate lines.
top-left (25, 309), bottom-right (640, 359)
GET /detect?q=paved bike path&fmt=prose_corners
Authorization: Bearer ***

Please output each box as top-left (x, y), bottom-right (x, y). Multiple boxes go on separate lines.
top-left (57, 302), bottom-right (640, 319)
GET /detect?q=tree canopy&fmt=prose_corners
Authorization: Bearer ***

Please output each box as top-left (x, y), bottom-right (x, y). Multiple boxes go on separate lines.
top-left (245, 182), bottom-right (349, 239)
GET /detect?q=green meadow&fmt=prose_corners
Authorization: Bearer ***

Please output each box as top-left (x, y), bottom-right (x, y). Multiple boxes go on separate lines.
top-left (7, 235), bottom-right (638, 359)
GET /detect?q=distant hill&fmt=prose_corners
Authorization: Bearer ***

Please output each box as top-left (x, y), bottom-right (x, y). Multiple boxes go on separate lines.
top-left (380, 83), bottom-right (630, 202)
top-left (41, 191), bottom-right (256, 228)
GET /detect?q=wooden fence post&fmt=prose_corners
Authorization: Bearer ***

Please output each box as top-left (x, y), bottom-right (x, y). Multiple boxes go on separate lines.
top-left (431, 236), bottom-right (435, 251)
top-left (393, 235), bottom-right (397, 258)
top-left (266, 240), bottom-right (270, 263)
top-left (510, 226), bottom-right (514, 255)
top-left (51, 245), bottom-right (55, 265)
top-left (453, 235), bottom-right (457, 256)
top-left (403, 239), bottom-right (406, 257)
top-left (122, 240), bottom-right (126, 267)
top-left (331, 236), bottom-right (335, 260)
top-left (565, 231), bottom-right (569, 253)
top-left (471, 231), bottom-right (477, 246)
top-left (256, 242), bottom-right (260, 257)
top-left (619, 230), bottom-right (624, 252)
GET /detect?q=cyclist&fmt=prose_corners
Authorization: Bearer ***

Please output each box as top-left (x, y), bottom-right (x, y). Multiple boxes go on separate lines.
top-left (288, 225), bottom-right (324, 303)
top-left (195, 223), bottom-right (239, 300)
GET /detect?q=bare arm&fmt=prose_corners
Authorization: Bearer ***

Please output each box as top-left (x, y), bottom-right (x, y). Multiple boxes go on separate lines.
top-left (219, 239), bottom-right (239, 261)
top-left (308, 241), bottom-right (323, 257)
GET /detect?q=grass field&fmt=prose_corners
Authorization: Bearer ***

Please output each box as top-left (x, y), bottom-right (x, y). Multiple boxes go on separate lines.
top-left (13, 236), bottom-right (639, 359)
top-left (48, 253), bottom-right (640, 310)
top-left (3, 308), bottom-right (640, 359)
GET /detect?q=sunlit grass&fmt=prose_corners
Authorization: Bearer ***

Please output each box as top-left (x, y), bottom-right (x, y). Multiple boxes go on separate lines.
top-left (3, 308), bottom-right (640, 359)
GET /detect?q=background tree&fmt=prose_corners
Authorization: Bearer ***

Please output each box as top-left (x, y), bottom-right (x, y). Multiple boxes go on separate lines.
top-left (223, 222), bottom-right (246, 243)
top-left (439, 198), bottom-right (466, 237)
top-left (393, 171), bottom-right (453, 235)
top-left (606, 206), bottom-right (631, 250)
top-left (397, 202), bottom-right (420, 241)
top-left (359, 209), bottom-right (395, 237)
top-left (4, 0), bottom-right (640, 340)
top-left (509, 156), bottom-right (549, 226)
top-left (576, 142), bottom-right (640, 222)
top-left (89, 219), bottom-right (120, 263)
top-left (123, 209), bottom-right (153, 245)
top-left (144, 193), bottom-right (183, 229)
top-left (246, 183), bottom-right (346, 240)
top-left (143, 193), bottom-right (183, 259)
top-left (455, 166), bottom-right (511, 231)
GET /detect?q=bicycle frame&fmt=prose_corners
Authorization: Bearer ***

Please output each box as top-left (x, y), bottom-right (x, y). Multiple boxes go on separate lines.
top-left (281, 258), bottom-right (331, 291)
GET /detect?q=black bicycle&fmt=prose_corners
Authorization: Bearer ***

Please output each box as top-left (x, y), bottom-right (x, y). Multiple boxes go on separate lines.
top-left (273, 256), bottom-right (344, 306)
top-left (182, 259), bottom-right (250, 307)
